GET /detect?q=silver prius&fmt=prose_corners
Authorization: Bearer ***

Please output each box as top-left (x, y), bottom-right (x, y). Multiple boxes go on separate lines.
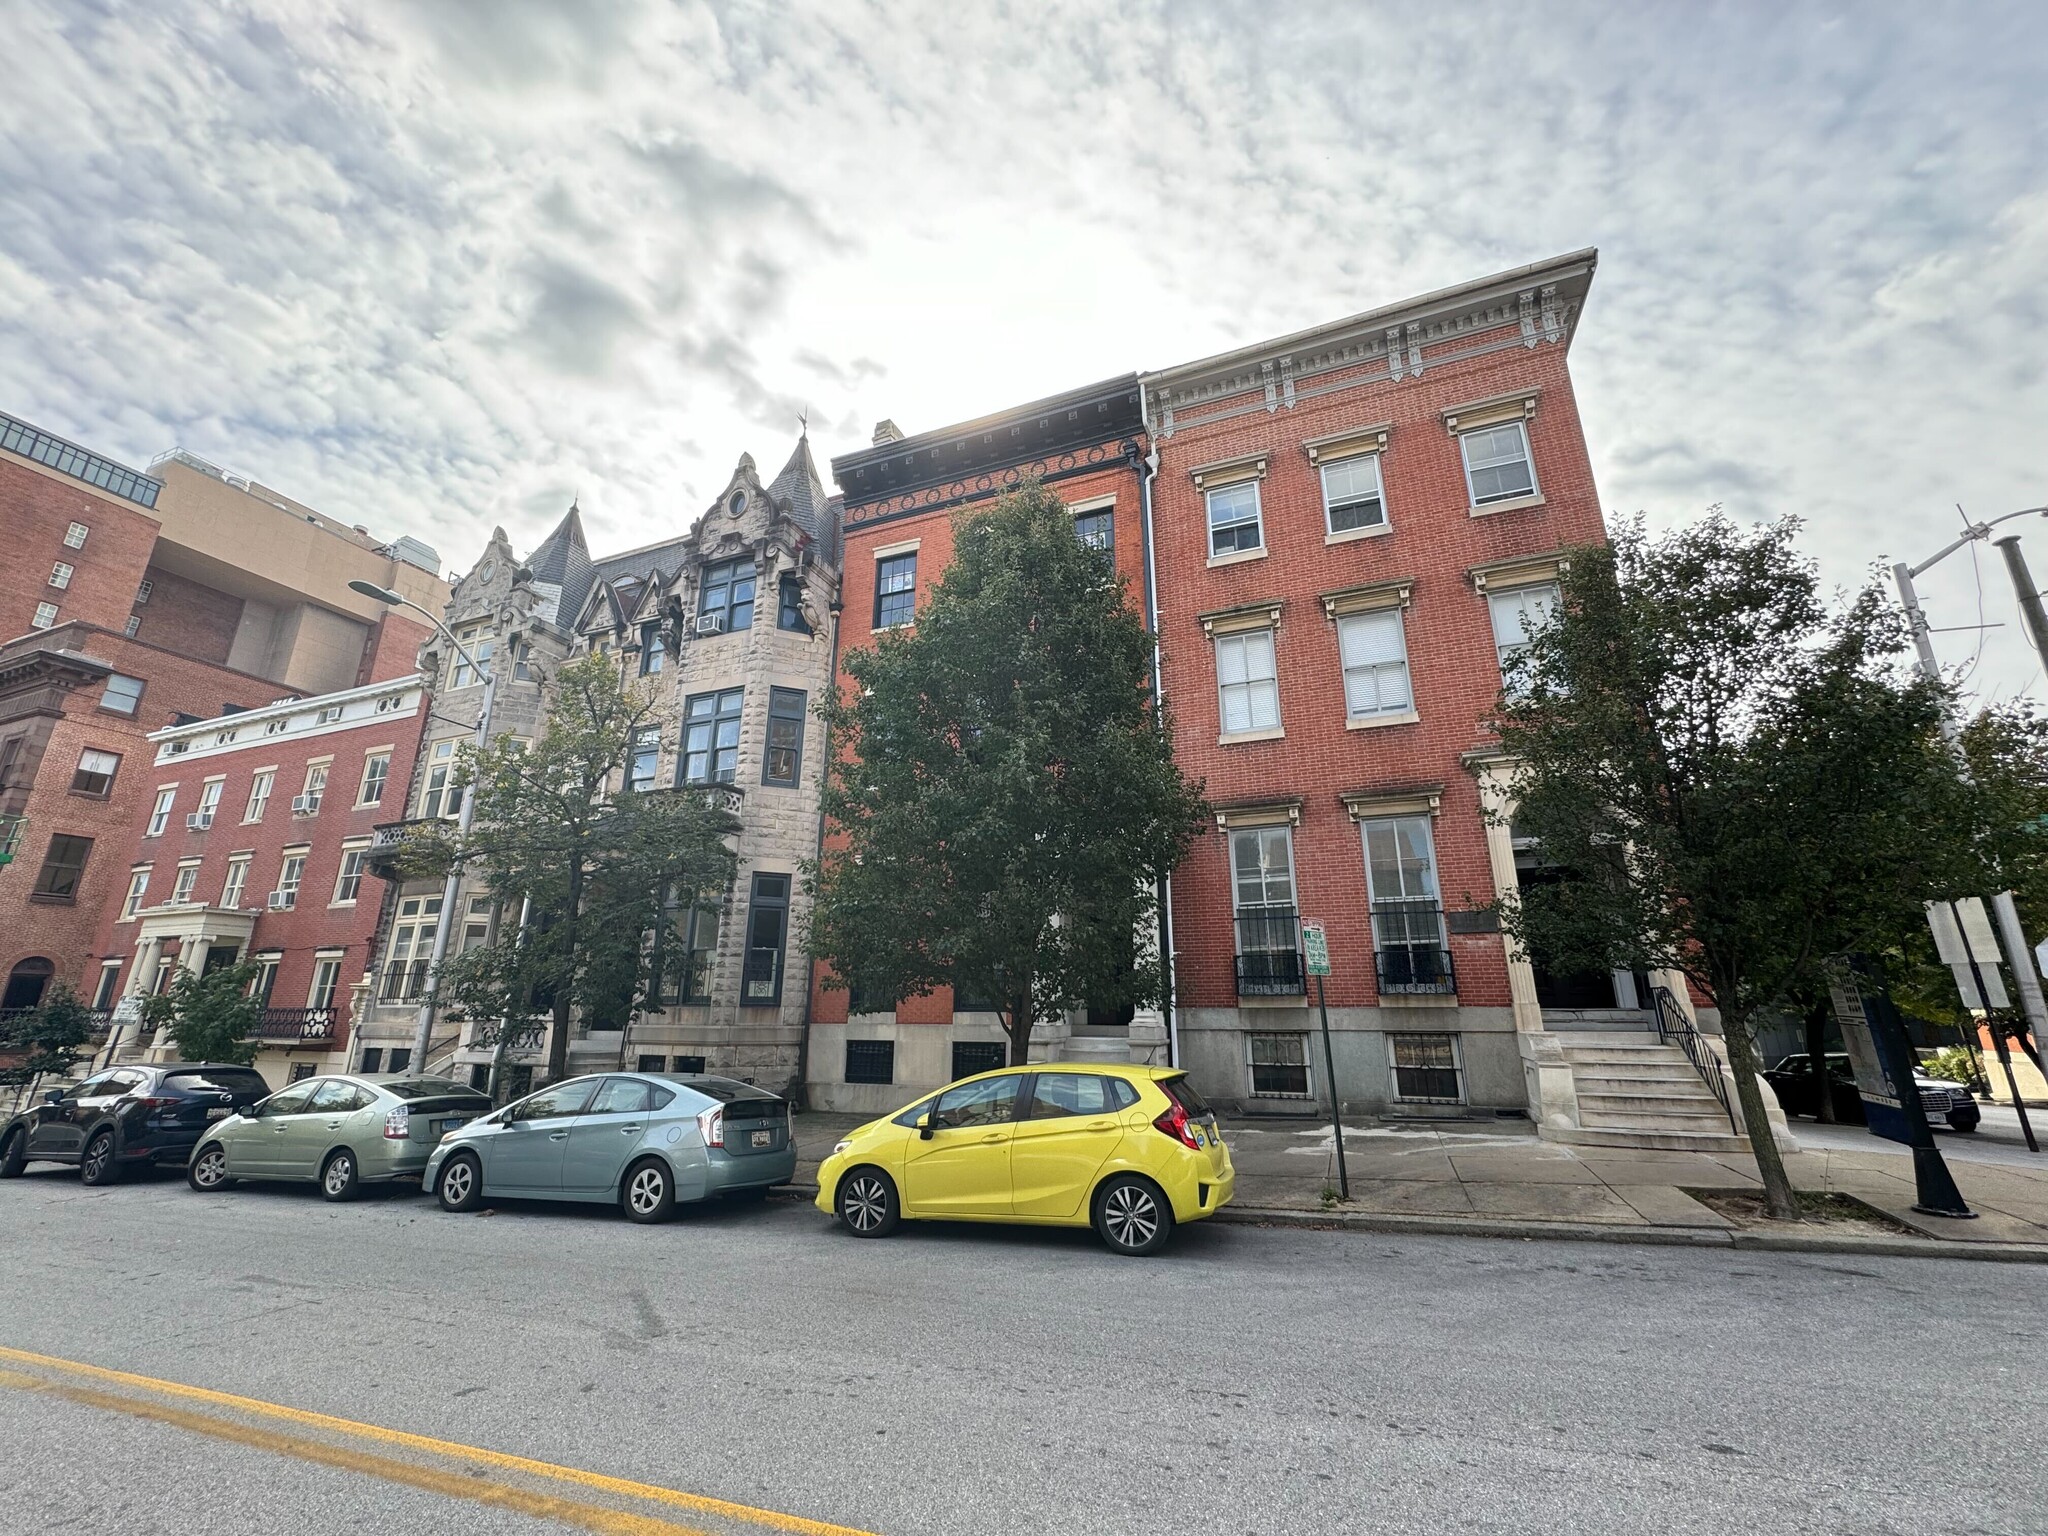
top-left (187, 1075), bottom-right (493, 1200)
top-left (423, 1072), bottom-right (797, 1223)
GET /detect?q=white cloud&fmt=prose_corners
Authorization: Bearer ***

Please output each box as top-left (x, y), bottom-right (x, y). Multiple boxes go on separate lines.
top-left (2, 0), bottom-right (2044, 699)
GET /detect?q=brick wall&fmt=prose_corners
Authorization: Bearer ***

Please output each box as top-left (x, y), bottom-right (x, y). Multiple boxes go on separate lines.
top-left (0, 454), bottom-right (159, 641)
top-left (130, 563), bottom-right (243, 664)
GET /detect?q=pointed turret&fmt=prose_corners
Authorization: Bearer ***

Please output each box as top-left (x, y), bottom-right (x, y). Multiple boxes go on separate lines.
top-left (523, 500), bottom-right (595, 627)
top-left (765, 434), bottom-right (831, 539)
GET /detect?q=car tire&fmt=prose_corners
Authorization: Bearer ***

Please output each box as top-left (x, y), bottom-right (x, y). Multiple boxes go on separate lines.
top-left (834, 1166), bottom-right (899, 1238)
top-left (0, 1128), bottom-right (25, 1179)
top-left (1092, 1174), bottom-right (1173, 1257)
top-left (1949, 1116), bottom-right (1979, 1133)
top-left (437, 1152), bottom-right (484, 1212)
top-left (80, 1130), bottom-right (120, 1187)
top-left (622, 1158), bottom-right (676, 1224)
top-left (186, 1144), bottom-right (236, 1192)
top-left (320, 1149), bottom-right (362, 1202)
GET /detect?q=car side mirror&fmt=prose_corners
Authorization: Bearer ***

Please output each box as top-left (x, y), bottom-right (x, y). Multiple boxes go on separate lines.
top-left (916, 1113), bottom-right (934, 1141)
top-left (41, 1089), bottom-right (63, 1105)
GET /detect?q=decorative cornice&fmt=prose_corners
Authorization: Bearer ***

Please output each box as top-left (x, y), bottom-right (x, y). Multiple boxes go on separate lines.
top-left (1302, 423), bottom-right (1391, 465)
top-left (1196, 599), bottom-right (1284, 637)
top-left (1442, 388), bottom-right (1539, 436)
top-left (841, 438), bottom-right (1143, 533)
top-left (1212, 798), bottom-right (1302, 829)
top-left (1339, 783), bottom-right (1444, 820)
top-left (1187, 451), bottom-right (1268, 489)
top-left (1468, 550), bottom-right (1570, 593)
top-left (1320, 579), bottom-right (1413, 622)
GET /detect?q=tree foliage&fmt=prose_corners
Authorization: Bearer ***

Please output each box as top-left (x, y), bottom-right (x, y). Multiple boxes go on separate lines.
top-left (141, 960), bottom-right (265, 1067)
top-left (0, 983), bottom-right (96, 1092)
top-left (1493, 512), bottom-right (1979, 1218)
top-left (809, 481), bottom-right (1209, 1068)
top-left (395, 653), bottom-right (740, 1082)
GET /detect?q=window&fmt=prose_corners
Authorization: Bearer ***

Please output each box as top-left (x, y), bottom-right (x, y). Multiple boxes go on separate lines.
top-left (741, 873), bottom-right (789, 1005)
top-left (309, 957), bottom-right (342, 1012)
top-left (591, 1078), bottom-right (659, 1115)
top-left (452, 630), bottom-right (495, 688)
top-left (660, 901), bottom-right (717, 1004)
top-left (100, 674), bottom-right (144, 714)
top-left (1362, 816), bottom-right (1451, 994)
top-left (763, 688), bottom-right (806, 787)
top-left (358, 752), bottom-right (390, 807)
top-left (244, 771), bottom-right (273, 822)
top-left (639, 622), bottom-right (666, 675)
top-left (31, 602), bottom-right (59, 629)
top-left (512, 638), bottom-right (534, 680)
top-left (64, 522), bottom-right (88, 549)
top-left (49, 562), bottom-right (74, 590)
top-left (1025, 1072), bottom-right (1121, 1118)
top-left (71, 749), bottom-right (119, 797)
top-left (1489, 583), bottom-right (1560, 690)
top-left (1337, 610), bottom-right (1412, 719)
top-left (952, 1042), bottom-right (1008, 1080)
top-left (221, 856), bottom-right (250, 908)
top-left (332, 846), bottom-right (367, 905)
top-left (387, 1047), bottom-right (411, 1072)
top-left (931, 1074), bottom-right (1019, 1128)
top-left (381, 896), bottom-right (442, 1000)
top-left (32, 834), bottom-right (92, 901)
top-left (275, 852), bottom-right (306, 907)
top-left (682, 689), bottom-right (743, 785)
top-left (1216, 629), bottom-right (1281, 735)
top-left (459, 895), bottom-right (493, 953)
top-left (671, 1055), bottom-right (705, 1074)
top-left (506, 1078), bottom-right (594, 1122)
top-left (1391, 1033), bottom-right (1464, 1103)
top-left (170, 863), bottom-right (199, 904)
top-left (360, 1048), bottom-right (384, 1073)
top-left (1206, 481), bottom-right (1263, 556)
top-left (1230, 825), bottom-right (1302, 996)
top-left (135, 579), bottom-right (152, 604)
top-left (1248, 1034), bottom-right (1312, 1098)
top-left (288, 1061), bottom-right (318, 1083)
top-left (1460, 421), bottom-right (1537, 506)
top-left (637, 1054), bottom-right (666, 1073)
top-left (92, 961), bottom-right (123, 1010)
top-left (420, 740), bottom-right (461, 819)
top-left (147, 787), bottom-right (175, 837)
top-left (699, 559), bottom-right (756, 632)
top-left (299, 763), bottom-right (328, 813)
top-left (777, 575), bottom-right (811, 634)
top-left (1321, 454), bottom-right (1385, 535)
top-left (121, 867), bottom-right (150, 919)
top-left (627, 725), bottom-right (660, 793)
top-left (1074, 507), bottom-right (1113, 554)
top-left (195, 779), bottom-right (223, 824)
top-left (874, 552), bottom-right (916, 629)
top-left (844, 1039), bottom-right (895, 1085)
top-left (123, 615), bottom-right (140, 637)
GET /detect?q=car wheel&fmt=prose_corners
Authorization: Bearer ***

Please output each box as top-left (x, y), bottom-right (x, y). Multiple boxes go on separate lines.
top-left (437, 1153), bottom-right (483, 1212)
top-left (1949, 1115), bottom-right (1979, 1133)
top-left (186, 1144), bottom-right (235, 1192)
top-left (0, 1128), bottom-right (25, 1179)
top-left (1093, 1174), bottom-right (1173, 1257)
top-left (835, 1167), bottom-right (899, 1238)
top-left (80, 1130), bottom-right (120, 1187)
top-left (622, 1158), bottom-right (676, 1224)
top-left (320, 1149), bottom-right (362, 1202)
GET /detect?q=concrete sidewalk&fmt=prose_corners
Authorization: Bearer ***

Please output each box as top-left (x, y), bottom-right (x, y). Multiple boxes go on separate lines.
top-left (788, 1107), bottom-right (2048, 1256)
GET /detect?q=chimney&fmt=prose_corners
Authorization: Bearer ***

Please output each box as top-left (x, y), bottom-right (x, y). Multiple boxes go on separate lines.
top-left (871, 419), bottom-right (904, 446)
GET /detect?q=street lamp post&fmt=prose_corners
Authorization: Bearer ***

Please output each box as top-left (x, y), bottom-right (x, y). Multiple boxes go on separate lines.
top-left (349, 579), bottom-right (495, 1079)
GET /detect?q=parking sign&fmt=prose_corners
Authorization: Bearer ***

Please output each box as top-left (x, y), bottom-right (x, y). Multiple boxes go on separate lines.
top-left (1301, 921), bottom-right (1330, 977)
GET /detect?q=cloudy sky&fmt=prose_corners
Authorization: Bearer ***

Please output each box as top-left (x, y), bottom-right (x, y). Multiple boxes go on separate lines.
top-left (4, 2), bottom-right (2045, 701)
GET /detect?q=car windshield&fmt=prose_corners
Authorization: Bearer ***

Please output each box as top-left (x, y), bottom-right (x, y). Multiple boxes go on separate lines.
top-left (380, 1078), bottom-right (477, 1101)
top-left (162, 1068), bottom-right (269, 1095)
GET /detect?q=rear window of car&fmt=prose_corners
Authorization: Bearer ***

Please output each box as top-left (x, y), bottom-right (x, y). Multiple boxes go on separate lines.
top-left (380, 1078), bottom-right (479, 1102)
top-left (666, 1075), bottom-right (779, 1104)
top-left (1161, 1075), bottom-right (1213, 1118)
top-left (162, 1069), bottom-right (270, 1096)
top-left (404, 1095), bottom-right (494, 1116)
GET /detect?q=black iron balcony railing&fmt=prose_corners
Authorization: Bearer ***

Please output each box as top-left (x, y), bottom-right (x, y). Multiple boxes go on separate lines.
top-left (468, 1018), bottom-right (547, 1055)
top-left (1234, 906), bottom-right (1305, 997)
top-left (1372, 905), bottom-right (1457, 995)
top-left (253, 1008), bottom-right (337, 1043)
top-left (380, 960), bottom-right (431, 1003)
top-left (0, 1006), bottom-right (115, 1042)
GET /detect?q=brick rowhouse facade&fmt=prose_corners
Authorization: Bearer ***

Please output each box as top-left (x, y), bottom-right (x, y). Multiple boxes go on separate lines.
top-left (87, 676), bottom-right (428, 1088)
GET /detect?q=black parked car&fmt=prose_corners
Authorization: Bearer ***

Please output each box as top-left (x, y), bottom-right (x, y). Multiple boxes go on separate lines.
top-left (1763, 1052), bottom-right (1981, 1132)
top-left (0, 1064), bottom-right (274, 1184)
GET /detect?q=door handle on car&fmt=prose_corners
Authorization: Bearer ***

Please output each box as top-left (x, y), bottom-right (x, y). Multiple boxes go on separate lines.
top-left (325, 1120), bottom-right (343, 1129)
top-left (619, 1124), bottom-right (642, 1134)
top-left (548, 1131), bottom-right (569, 1141)
top-left (980, 1132), bottom-right (1009, 1144)
top-left (1086, 1120), bottom-right (1113, 1130)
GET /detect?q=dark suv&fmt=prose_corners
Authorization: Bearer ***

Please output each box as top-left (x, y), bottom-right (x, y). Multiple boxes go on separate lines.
top-left (0, 1064), bottom-right (274, 1184)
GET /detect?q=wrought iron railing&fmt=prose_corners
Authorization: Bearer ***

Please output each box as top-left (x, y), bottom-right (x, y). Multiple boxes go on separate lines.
top-left (1234, 906), bottom-right (1305, 997)
top-left (0, 1006), bottom-right (115, 1041)
top-left (380, 960), bottom-right (431, 1002)
top-left (469, 1019), bottom-right (547, 1055)
top-left (1651, 985), bottom-right (1739, 1133)
top-left (1375, 946), bottom-right (1457, 995)
top-left (253, 1007), bottom-right (337, 1043)
top-left (740, 947), bottom-right (784, 1002)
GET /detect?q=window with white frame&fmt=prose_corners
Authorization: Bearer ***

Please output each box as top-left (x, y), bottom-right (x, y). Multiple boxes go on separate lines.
top-left (121, 867), bottom-right (151, 920)
top-left (1230, 825), bottom-right (1302, 996)
top-left (64, 521), bottom-right (89, 549)
top-left (1205, 481), bottom-right (1263, 556)
top-left (381, 896), bottom-right (442, 1000)
top-left (100, 674), bottom-right (143, 714)
top-left (244, 770), bottom-right (273, 822)
top-left (1460, 421), bottom-right (1537, 506)
top-left (1390, 1032), bottom-right (1464, 1103)
top-left (299, 762), bottom-right (328, 813)
top-left (1247, 1033), bottom-right (1312, 1098)
top-left (1320, 454), bottom-right (1386, 535)
top-left (332, 846), bottom-right (367, 905)
top-left (49, 561), bottom-right (73, 590)
top-left (1215, 628), bottom-right (1281, 736)
top-left (1361, 815), bottom-right (1451, 994)
top-left (308, 956), bottom-right (343, 1013)
top-left (71, 749), bottom-right (119, 797)
top-left (170, 862), bottom-right (200, 904)
top-left (31, 602), bottom-right (57, 629)
top-left (357, 752), bottom-right (390, 807)
top-left (1489, 582), bottom-right (1560, 692)
top-left (459, 894), bottom-right (494, 954)
top-left (249, 954), bottom-right (280, 1006)
top-left (420, 740), bottom-right (461, 819)
top-left (1337, 609), bottom-right (1413, 719)
top-left (221, 855), bottom-right (250, 908)
top-left (134, 579), bottom-right (152, 604)
top-left (93, 959), bottom-right (122, 1009)
top-left (147, 787), bottom-right (175, 837)
top-left (275, 851), bottom-right (306, 907)
top-left (123, 615), bottom-right (140, 637)
top-left (452, 628), bottom-right (495, 688)
top-left (627, 724), bottom-right (660, 793)
top-left (195, 779), bottom-right (223, 825)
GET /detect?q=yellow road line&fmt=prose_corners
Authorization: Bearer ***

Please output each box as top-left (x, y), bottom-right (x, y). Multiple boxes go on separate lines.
top-left (0, 1345), bottom-right (877, 1536)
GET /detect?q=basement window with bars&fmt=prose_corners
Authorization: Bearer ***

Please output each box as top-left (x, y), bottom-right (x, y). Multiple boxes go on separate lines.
top-left (845, 1039), bottom-right (895, 1085)
top-left (951, 1042), bottom-right (1007, 1080)
top-left (1390, 1033), bottom-right (1464, 1104)
top-left (1247, 1033), bottom-right (1311, 1098)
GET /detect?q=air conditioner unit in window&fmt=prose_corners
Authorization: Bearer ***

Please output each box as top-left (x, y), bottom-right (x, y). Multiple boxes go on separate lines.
top-left (267, 891), bottom-right (295, 911)
top-left (316, 706), bottom-right (343, 724)
top-left (290, 794), bottom-right (320, 815)
top-left (185, 813), bottom-right (213, 831)
top-left (695, 612), bottom-right (724, 635)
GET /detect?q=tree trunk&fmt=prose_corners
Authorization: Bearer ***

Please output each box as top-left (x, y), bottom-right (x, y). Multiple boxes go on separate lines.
top-left (1803, 997), bottom-right (1835, 1124)
top-left (1005, 983), bottom-right (1033, 1067)
top-left (1725, 1009), bottom-right (1801, 1221)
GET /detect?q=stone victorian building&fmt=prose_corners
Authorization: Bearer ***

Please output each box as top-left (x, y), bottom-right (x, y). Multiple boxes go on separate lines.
top-left (357, 438), bottom-right (841, 1099)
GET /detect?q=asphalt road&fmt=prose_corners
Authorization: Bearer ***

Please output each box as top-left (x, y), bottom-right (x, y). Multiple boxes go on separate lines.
top-left (0, 1163), bottom-right (2040, 1536)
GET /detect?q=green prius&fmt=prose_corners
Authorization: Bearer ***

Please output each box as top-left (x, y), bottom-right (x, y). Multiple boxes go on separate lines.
top-left (186, 1075), bottom-right (493, 1200)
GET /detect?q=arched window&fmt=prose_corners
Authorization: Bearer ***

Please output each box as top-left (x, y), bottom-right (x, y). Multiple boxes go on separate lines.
top-left (3, 957), bottom-right (56, 1012)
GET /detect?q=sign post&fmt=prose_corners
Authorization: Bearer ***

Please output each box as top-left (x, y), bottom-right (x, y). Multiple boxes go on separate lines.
top-left (1928, 897), bottom-right (2039, 1152)
top-left (1301, 921), bottom-right (1347, 1200)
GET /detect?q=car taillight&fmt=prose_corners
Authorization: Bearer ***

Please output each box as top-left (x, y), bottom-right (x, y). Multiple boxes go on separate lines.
top-left (135, 1096), bottom-right (178, 1112)
top-left (697, 1105), bottom-right (724, 1149)
top-left (1154, 1102), bottom-right (1201, 1151)
top-left (383, 1106), bottom-right (411, 1140)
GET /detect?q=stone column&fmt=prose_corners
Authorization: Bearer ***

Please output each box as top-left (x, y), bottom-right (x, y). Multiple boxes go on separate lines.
top-left (1128, 884), bottom-right (1171, 1067)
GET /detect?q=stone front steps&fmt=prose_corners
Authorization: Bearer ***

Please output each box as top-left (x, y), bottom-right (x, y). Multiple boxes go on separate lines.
top-left (1550, 1034), bottom-right (1752, 1153)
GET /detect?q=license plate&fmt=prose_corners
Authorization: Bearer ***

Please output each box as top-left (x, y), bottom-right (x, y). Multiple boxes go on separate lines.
top-left (750, 1129), bottom-right (772, 1148)
top-left (437, 1118), bottom-right (466, 1136)
top-left (206, 1107), bottom-right (230, 1120)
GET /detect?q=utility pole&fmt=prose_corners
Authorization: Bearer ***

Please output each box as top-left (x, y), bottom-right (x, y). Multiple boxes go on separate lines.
top-left (1993, 535), bottom-right (2048, 668)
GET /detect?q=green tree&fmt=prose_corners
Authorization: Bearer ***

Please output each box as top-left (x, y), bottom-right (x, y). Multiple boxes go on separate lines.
top-left (141, 961), bottom-right (264, 1067)
top-left (809, 481), bottom-right (1209, 1068)
top-left (1493, 512), bottom-right (1977, 1220)
top-left (0, 983), bottom-right (97, 1099)
top-left (397, 654), bottom-right (740, 1083)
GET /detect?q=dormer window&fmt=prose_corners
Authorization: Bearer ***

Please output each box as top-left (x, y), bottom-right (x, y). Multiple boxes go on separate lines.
top-left (698, 559), bottom-right (755, 634)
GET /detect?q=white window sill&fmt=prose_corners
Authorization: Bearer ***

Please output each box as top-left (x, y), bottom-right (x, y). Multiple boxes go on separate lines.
top-left (1379, 991), bottom-right (1460, 1008)
top-left (328, 900), bottom-right (357, 910)
top-left (1218, 725), bottom-right (1287, 745)
top-left (870, 624), bottom-right (914, 636)
top-left (1346, 709), bottom-right (1420, 732)
top-left (1207, 546), bottom-right (1268, 569)
top-left (1325, 522), bottom-right (1392, 546)
top-left (1468, 492), bottom-right (1546, 518)
top-left (1237, 993), bottom-right (1312, 1009)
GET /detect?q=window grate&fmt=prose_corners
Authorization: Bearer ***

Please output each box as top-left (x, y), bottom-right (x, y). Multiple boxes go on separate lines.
top-left (845, 1039), bottom-right (895, 1085)
top-left (951, 1042), bottom-right (1007, 1080)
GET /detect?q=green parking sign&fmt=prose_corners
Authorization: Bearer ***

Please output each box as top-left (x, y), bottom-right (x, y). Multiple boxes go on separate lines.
top-left (1301, 921), bottom-right (1330, 977)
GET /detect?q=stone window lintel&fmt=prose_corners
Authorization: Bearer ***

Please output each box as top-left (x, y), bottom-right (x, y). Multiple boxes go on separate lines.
top-left (1442, 388), bottom-right (1540, 436)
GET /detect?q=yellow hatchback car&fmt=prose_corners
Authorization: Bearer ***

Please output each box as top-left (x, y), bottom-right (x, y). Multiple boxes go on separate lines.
top-left (815, 1064), bottom-right (1233, 1256)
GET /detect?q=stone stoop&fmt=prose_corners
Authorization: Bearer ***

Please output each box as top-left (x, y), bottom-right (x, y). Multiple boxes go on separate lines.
top-left (1546, 1034), bottom-right (1753, 1153)
top-left (1058, 1034), bottom-right (1134, 1065)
